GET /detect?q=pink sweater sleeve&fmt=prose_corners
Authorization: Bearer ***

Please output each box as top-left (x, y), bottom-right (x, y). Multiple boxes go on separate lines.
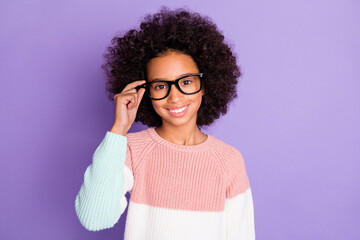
top-left (224, 149), bottom-right (255, 239)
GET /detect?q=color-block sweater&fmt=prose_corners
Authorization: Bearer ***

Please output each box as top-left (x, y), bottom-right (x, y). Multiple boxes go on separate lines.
top-left (75, 127), bottom-right (255, 240)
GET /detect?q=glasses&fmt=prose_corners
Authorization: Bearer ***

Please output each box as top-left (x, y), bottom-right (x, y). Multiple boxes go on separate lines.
top-left (135, 73), bottom-right (203, 100)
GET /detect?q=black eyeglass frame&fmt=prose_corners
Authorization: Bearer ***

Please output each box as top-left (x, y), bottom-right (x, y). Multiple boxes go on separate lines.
top-left (135, 73), bottom-right (204, 100)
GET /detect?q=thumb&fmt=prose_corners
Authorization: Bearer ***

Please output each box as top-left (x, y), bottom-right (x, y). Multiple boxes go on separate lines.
top-left (138, 88), bottom-right (146, 102)
top-left (133, 88), bottom-right (145, 109)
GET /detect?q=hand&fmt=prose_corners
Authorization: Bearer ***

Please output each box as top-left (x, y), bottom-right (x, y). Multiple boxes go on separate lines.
top-left (110, 80), bottom-right (146, 136)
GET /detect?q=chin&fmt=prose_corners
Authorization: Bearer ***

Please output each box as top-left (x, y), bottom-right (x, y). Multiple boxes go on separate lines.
top-left (163, 113), bottom-right (198, 127)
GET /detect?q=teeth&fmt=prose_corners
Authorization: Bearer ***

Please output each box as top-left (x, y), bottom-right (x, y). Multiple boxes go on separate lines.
top-left (170, 105), bottom-right (187, 113)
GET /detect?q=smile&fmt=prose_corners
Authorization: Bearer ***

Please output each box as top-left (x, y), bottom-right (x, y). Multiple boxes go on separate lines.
top-left (166, 104), bottom-right (190, 117)
top-left (169, 105), bottom-right (188, 113)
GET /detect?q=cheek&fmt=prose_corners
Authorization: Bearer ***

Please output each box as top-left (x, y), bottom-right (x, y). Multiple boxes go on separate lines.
top-left (193, 95), bottom-right (203, 106)
top-left (151, 102), bottom-right (166, 115)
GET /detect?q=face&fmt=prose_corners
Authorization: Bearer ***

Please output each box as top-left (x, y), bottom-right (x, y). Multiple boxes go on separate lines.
top-left (146, 50), bottom-right (205, 128)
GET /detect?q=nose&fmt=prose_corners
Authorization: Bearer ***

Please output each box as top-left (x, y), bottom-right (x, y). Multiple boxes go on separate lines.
top-left (167, 83), bottom-right (183, 102)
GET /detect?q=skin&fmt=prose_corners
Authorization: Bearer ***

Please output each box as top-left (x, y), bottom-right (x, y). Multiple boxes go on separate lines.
top-left (146, 50), bottom-right (208, 145)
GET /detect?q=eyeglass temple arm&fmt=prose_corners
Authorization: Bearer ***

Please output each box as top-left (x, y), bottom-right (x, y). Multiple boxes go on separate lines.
top-left (135, 84), bottom-right (146, 91)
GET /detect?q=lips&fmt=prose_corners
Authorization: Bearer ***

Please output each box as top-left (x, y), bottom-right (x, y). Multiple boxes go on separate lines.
top-left (166, 104), bottom-right (190, 111)
top-left (166, 104), bottom-right (189, 117)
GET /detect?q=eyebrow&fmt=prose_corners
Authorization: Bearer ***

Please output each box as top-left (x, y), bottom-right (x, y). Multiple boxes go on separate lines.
top-left (150, 73), bottom-right (196, 82)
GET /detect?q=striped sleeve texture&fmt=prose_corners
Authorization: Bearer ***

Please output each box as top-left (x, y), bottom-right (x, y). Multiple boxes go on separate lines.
top-left (74, 131), bottom-right (134, 231)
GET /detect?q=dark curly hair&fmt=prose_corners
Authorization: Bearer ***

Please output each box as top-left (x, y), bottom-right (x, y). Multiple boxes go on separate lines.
top-left (101, 6), bottom-right (241, 130)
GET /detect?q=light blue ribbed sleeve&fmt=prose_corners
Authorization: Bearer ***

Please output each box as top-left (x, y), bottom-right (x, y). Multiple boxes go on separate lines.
top-left (75, 131), bottom-right (132, 231)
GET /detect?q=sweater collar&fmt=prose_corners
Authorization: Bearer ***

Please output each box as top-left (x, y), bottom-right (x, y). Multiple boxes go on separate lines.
top-left (146, 127), bottom-right (215, 152)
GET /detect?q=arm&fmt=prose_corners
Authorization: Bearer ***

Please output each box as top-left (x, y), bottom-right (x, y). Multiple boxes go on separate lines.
top-left (74, 131), bottom-right (134, 231)
top-left (224, 188), bottom-right (255, 239)
top-left (224, 150), bottom-right (255, 239)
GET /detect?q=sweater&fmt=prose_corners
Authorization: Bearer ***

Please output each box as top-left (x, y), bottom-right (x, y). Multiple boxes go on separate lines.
top-left (75, 127), bottom-right (255, 240)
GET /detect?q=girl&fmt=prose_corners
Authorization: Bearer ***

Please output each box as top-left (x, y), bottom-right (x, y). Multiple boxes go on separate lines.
top-left (75, 6), bottom-right (255, 240)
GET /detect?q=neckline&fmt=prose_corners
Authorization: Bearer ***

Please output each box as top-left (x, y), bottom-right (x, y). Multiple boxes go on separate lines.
top-left (146, 127), bottom-right (214, 152)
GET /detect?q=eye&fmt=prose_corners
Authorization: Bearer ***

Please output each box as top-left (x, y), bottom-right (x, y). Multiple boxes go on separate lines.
top-left (181, 79), bottom-right (192, 85)
top-left (154, 84), bottom-right (167, 90)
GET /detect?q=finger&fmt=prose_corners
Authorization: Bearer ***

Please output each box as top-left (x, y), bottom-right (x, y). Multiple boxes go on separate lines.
top-left (135, 88), bottom-right (145, 108)
top-left (131, 94), bottom-right (139, 110)
top-left (123, 80), bottom-right (146, 92)
top-left (128, 95), bottom-right (136, 109)
top-left (119, 93), bottom-right (134, 107)
top-left (128, 101), bottom-right (134, 109)
top-left (123, 88), bottom-right (137, 94)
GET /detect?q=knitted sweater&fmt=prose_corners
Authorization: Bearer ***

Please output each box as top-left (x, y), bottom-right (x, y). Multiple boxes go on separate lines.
top-left (75, 127), bottom-right (255, 240)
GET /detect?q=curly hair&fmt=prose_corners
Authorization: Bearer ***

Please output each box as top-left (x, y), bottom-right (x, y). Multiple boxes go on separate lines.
top-left (101, 6), bottom-right (241, 130)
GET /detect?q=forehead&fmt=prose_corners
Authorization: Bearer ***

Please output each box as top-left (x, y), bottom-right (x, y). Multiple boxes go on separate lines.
top-left (146, 52), bottom-right (199, 80)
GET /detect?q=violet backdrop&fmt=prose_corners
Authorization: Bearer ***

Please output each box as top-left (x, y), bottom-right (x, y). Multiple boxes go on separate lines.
top-left (0, 0), bottom-right (359, 239)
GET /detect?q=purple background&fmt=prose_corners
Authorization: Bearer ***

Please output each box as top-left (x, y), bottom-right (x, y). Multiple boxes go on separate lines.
top-left (1, 0), bottom-right (359, 239)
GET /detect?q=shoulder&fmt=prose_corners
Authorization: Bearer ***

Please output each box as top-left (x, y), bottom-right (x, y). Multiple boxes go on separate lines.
top-left (126, 128), bottom-right (151, 142)
top-left (125, 127), bottom-right (155, 155)
top-left (210, 136), bottom-right (245, 163)
top-left (124, 128), bottom-right (155, 172)
top-left (209, 136), bottom-right (247, 177)
top-left (210, 136), bottom-right (250, 194)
